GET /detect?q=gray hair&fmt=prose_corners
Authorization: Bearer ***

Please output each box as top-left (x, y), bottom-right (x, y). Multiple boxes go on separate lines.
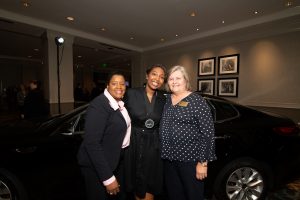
top-left (165, 65), bottom-right (192, 92)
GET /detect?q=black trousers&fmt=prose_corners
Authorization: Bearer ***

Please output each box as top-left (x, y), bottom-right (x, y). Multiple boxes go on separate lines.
top-left (164, 160), bottom-right (204, 200)
top-left (80, 153), bottom-right (127, 200)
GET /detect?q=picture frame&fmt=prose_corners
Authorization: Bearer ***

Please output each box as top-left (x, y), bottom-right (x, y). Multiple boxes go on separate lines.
top-left (198, 79), bottom-right (214, 95)
top-left (198, 57), bottom-right (216, 76)
top-left (218, 54), bottom-right (239, 75)
top-left (217, 78), bottom-right (238, 97)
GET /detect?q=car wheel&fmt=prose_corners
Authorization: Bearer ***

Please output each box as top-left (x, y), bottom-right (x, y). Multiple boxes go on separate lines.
top-left (213, 158), bottom-right (272, 200)
top-left (0, 168), bottom-right (28, 200)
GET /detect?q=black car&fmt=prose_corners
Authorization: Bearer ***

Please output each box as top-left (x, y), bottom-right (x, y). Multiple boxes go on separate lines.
top-left (0, 105), bottom-right (88, 200)
top-left (0, 94), bottom-right (299, 200)
top-left (200, 93), bottom-right (300, 200)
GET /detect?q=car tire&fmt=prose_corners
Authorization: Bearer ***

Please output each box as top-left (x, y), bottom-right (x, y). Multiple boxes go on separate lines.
top-left (213, 157), bottom-right (272, 200)
top-left (0, 168), bottom-right (28, 200)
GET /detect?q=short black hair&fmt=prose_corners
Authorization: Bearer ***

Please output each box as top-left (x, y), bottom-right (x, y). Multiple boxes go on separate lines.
top-left (106, 71), bottom-right (125, 85)
top-left (146, 64), bottom-right (166, 75)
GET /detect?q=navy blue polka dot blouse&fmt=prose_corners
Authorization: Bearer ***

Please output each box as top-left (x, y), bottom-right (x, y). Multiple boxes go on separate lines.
top-left (159, 92), bottom-right (217, 162)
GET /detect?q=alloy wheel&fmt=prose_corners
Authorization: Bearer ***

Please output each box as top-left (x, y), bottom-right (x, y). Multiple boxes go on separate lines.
top-left (0, 180), bottom-right (12, 200)
top-left (226, 167), bottom-right (264, 200)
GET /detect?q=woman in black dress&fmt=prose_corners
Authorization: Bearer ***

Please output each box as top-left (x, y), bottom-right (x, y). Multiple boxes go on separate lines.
top-left (124, 64), bottom-right (166, 200)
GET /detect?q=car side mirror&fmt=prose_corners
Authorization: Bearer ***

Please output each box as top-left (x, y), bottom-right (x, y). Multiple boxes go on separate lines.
top-left (58, 115), bottom-right (81, 136)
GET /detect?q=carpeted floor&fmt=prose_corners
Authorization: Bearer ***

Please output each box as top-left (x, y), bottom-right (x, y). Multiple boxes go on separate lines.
top-left (266, 179), bottom-right (300, 200)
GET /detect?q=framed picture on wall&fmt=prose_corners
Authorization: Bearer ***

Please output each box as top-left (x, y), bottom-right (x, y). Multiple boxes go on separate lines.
top-left (198, 79), bottom-right (214, 95)
top-left (217, 78), bottom-right (238, 97)
top-left (218, 54), bottom-right (239, 75)
top-left (198, 57), bottom-right (216, 76)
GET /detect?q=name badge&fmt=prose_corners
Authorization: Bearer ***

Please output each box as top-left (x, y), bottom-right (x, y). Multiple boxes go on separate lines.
top-left (145, 119), bottom-right (155, 128)
top-left (178, 101), bottom-right (189, 107)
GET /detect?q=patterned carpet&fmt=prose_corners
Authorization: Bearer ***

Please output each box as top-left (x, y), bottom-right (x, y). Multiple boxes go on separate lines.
top-left (266, 179), bottom-right (300, 200)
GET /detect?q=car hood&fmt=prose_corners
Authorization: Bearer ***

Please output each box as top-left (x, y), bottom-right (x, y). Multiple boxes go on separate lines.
top-left (0, 104), bottom-right (88, 145)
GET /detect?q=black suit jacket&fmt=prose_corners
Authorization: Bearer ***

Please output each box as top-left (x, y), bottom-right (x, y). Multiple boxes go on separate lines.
top-left (77, 94), bottom-right (127, 182)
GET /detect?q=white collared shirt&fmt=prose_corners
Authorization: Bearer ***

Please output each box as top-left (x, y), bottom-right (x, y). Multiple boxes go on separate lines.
top-left (102, 89), bottom-right (131, 186)
top-left (104, 89), bottom-right (131, 148)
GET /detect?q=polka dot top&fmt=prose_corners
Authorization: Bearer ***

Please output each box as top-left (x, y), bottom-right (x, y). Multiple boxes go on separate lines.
top-left (159, 92), bottom-right (217, 162)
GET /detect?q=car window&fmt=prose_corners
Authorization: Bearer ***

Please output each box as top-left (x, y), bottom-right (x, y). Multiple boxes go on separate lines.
top-left (207, 99), bottom-right (239, 122)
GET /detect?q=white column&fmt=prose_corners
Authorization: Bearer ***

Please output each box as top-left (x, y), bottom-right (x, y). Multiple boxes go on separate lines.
top-left (42, 30), bottom-right (74, 114)
top-left (130, 53), bottom-right (144, 87)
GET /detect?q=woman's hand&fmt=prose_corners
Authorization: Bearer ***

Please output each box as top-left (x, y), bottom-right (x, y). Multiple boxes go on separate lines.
top-left (105, 179), bottom-right (120, 195)
top-left (196, 162), bottom-right (208, 180)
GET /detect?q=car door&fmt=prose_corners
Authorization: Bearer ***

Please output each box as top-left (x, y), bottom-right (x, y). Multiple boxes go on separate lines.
top-left (206, 98), bottom-right (240, 160)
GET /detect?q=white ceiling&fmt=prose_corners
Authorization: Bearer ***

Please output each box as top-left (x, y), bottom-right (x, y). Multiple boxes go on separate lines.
top-left (0, 0), bottom-right (300, 69)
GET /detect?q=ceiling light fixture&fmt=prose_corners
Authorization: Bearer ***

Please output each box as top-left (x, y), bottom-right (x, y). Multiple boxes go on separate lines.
top-left (100, 27), bottom-right (106, 31)
top-left (222, 20), bottom-right (225, 24)
top-left (175, 34), bottom-right (179, 37)
top-left (23, 2), bottom-right (31, 7)
top-left (254, 11), bottom-right (259, 14)
top-left (21, 0), bottom-right (31, 7)
top-left (196, 28), bottom-right (200, 31)
top-left (190, 12), bottom-right (196, 17)
top-left (66, 16), bottom-right (74, 21)
top-left (285, 1), bottom-right (293, 7)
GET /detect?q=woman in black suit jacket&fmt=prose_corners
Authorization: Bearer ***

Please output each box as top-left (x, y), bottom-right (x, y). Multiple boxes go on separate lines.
top-left (77, 71), bottom-right (131, 200)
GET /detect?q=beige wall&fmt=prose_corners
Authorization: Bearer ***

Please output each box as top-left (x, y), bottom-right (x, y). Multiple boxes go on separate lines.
top-left (140, 30), bottom-right (300, 110)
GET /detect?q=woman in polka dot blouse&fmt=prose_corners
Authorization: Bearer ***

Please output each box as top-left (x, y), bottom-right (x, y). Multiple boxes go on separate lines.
top-left (159, 65), bottom-right (217, 200)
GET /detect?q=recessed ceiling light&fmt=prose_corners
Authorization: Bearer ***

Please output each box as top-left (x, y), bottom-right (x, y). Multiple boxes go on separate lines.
top-left (190, 12), bottom-right (196, 17)
top-left (100, 27), bottom-right (106, 31)
top-left (175, 34), bottom-right (179, 37)
top-left (254, 11), bottom-right (259, 14)
top-left (160, 38), bottom-right (165, 42)
top-left (285, 1), bottom-right (293, 7)
top-left (22, 1), bottom-right (31, 7)
top-left (222, 20), bottom-right (225, 24)
top-left (66, 16), bottom-right (74, 21)
top-left (196, 28), bottom-right (200, 31)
